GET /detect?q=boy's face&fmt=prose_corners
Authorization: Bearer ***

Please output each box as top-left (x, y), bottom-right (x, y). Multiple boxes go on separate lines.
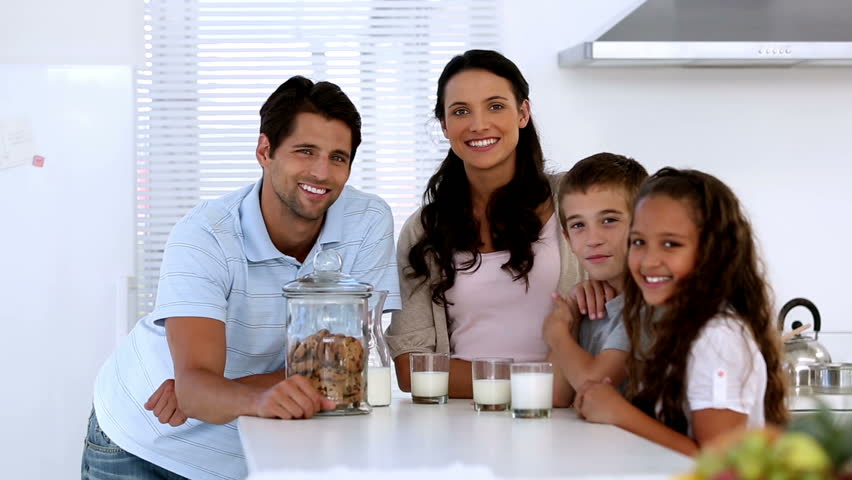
top-left (561, 186), bottom-right (631, 286)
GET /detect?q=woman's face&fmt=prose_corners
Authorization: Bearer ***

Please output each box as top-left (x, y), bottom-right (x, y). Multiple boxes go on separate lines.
top-left (627, 194), bottom-right (700, 306)
top-left (440, 69), bottom-right (529, 177)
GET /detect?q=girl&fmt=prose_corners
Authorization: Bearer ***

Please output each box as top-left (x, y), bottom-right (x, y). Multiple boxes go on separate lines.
top-left (385, 50), bottom-right (584, 398)
top-left (574, 167), bottom-right (788, 456)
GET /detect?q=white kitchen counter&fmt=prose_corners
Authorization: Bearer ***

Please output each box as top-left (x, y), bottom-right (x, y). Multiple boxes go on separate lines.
top-left (237, 398), bottom-right (693, 480)
top-left (789, 393), bottom-right (852, 412)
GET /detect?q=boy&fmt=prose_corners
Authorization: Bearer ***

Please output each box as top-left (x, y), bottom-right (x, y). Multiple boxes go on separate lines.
top-left (544, 152), bottom-right (648, 407)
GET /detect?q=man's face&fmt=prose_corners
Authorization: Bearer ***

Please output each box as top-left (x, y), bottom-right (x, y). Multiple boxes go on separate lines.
top-left (257, 112), bottom-right (352, 226)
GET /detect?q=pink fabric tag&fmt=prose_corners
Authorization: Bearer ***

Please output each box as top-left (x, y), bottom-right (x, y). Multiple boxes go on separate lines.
top-left (713, 367), bottom-right (727, 403)
top-left (32, 155), bottom-right (45, 167)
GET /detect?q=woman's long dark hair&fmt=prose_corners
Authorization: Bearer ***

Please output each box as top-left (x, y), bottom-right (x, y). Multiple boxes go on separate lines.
top-left (623, 168), bottom-right (788, 434)
top-left (407, 49), bottom-right (552, 307)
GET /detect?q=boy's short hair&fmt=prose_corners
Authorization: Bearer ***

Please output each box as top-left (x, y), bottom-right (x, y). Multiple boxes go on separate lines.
top-left (557, 152), bottom-right (648, 232)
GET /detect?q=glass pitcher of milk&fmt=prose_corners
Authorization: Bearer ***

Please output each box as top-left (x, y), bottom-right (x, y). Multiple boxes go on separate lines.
top-left (365, 290), bottom-right (391, 406)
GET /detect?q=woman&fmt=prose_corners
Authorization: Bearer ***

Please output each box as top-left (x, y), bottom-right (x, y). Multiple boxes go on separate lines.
top-left (386, 49), bottom-right (584, 397)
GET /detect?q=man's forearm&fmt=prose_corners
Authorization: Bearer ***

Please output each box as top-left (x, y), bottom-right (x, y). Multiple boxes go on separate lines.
top-left (175, 368), bottom-right (265, 424)
top-left (234, 370), bottom-right (286, 389)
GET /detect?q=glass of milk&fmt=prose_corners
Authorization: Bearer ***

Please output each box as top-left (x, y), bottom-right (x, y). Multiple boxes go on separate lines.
top-left (472, 358), bottom-right (512, 412)
top-left (409, 352), bottom-right (450, 404)
top-left (510, 362), bottom-right (553, 419)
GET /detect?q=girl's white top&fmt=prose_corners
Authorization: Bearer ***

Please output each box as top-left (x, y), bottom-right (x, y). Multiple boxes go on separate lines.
top-left (685, 315), bottom-right (767, 434)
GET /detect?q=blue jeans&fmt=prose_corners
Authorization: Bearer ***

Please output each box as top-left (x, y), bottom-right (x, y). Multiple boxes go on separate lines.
top-left (81, 408), bottom-right (187, 480)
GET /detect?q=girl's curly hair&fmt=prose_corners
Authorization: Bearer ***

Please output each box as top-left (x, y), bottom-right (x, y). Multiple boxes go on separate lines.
top-left (623, 167), bottom-right (788, 433)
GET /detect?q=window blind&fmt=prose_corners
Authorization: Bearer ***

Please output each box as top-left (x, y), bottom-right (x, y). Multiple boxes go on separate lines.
top-left (135, 0), bottom-right (500, 318)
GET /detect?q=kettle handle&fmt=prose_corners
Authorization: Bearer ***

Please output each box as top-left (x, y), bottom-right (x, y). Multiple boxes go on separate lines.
top-left (778, 297), bottom-right (821, 333)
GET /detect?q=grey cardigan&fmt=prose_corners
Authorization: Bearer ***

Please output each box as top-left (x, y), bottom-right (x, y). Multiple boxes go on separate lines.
top-left (385, 173), bottom-right (585, 359)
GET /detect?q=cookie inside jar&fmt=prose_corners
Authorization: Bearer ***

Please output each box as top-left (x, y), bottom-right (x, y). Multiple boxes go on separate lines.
top-left (289, 328), bottom-right (366, 410)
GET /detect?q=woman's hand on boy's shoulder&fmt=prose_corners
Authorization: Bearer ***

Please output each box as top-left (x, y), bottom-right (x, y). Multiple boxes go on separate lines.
top-left (570, 280), bottom-right (616, 321)
top-left (543, 293), bottom-right (581, 348)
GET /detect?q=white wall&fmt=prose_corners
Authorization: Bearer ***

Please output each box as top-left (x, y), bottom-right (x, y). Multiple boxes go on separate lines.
top-left (500, 0), bottom-right (852, 358)
top-left (0, 0), bottom-right (143, 65)
top-left (0, 1), bottom-right (139, 478)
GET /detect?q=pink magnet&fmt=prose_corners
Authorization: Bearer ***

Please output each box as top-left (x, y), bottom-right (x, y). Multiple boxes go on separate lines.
top-left (32, 155), bottom-right (45, 167)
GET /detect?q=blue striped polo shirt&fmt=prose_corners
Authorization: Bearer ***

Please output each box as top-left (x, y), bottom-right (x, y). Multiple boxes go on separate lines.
top-left (93, 178), bottom-right (401, 480)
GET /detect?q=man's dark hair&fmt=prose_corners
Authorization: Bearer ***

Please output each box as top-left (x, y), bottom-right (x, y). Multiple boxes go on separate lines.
top-left (259, 76), bottom-right (362, 163)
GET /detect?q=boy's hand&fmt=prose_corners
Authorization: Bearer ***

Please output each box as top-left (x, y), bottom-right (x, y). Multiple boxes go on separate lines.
top-left (570, 280), bottom-right (616, 320)
top-left (145, 379), bottom-right (188, 427)
top-left (543, 293), bottom-right (581, 348)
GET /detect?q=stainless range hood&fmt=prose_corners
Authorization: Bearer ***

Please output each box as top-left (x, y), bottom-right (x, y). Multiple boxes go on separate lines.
top-left (559, 0), bottom-right (852, 67)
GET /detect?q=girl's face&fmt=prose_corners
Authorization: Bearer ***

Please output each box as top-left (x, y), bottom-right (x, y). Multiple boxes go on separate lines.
top-left (628, 194), bottom-right (700, 306)
top-left (440, 69), bottom-right (530, 177)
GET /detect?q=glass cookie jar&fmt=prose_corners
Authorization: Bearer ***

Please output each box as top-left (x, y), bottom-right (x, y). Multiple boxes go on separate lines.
top-left (282, 249), bottom-right (379, 416)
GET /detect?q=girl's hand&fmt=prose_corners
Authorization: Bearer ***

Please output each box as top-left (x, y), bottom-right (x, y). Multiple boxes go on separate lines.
top-left (570, 280), bottom-right (616, 320)
top-left (574, 377), bottom-right (625, 425)
top-left (543, 293), bottom-right (581, 348)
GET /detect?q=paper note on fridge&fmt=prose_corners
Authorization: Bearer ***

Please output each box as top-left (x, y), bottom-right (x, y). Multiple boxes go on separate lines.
top-left (0, 116), bottom-right (35, 170)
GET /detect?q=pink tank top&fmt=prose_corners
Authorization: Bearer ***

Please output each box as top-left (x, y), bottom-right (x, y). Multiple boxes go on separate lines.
top-left (446, 213), bottom-right (560, 362)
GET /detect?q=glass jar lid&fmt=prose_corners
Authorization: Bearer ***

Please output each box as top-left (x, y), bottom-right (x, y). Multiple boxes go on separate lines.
top-left (282, 249), bottom-right (373, 296)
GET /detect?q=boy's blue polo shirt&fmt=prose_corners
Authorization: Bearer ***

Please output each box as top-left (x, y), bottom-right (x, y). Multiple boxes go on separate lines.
top-left (93, 179), bottom-right (400, 480)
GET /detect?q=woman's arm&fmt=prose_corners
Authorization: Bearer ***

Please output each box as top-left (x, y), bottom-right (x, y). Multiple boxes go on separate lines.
top-left (393, 353), bottom-right (412, 392)
top-left (447, 358), bottom-right (473, 398)
top-left (393, 353), bottom-right (473, 398)
top-left (385, 211), bottom-right (442, 361)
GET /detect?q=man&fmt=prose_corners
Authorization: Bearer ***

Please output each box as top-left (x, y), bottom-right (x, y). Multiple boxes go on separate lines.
top-left (82, 76), bottom-right (401, 480)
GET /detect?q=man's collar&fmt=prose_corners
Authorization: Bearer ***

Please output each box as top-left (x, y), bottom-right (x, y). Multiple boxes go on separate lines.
top-left (240, 179), bottom-right (346, 262)
top-left (316, 186), bottom-right (345, 247)
top-left (241, 179), bottom-right (283, 262)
